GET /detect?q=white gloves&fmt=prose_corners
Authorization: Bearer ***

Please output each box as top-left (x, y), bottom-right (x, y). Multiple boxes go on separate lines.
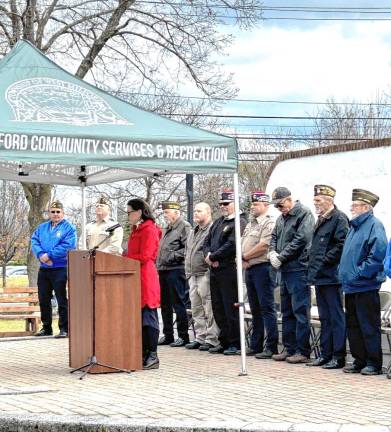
top-left (268, 251), bottom-right (282, 269)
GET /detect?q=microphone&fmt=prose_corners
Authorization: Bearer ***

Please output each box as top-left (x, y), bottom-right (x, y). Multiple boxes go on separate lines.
top-left (105, 223), bottom-right (121, 233)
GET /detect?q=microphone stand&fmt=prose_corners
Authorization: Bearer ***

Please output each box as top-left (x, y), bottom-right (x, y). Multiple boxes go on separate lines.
top-left (70, 230), bottom-right (131, 380)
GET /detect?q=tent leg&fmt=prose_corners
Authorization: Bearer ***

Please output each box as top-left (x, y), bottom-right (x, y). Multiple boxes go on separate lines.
top-left (233, 173), bottom-right (248, 376)
top-left (81, 182), bottom-right (87, 249)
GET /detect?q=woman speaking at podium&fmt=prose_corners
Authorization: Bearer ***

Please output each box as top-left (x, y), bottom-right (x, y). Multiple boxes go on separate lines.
top-left (125, 198), bottom-right (162, 370)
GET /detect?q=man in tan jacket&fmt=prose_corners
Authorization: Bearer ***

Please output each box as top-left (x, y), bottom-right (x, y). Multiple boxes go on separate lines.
top-left (242, 191), bottom-right (278, 358)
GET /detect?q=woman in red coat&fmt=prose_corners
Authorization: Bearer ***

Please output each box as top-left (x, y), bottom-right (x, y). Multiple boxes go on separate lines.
top-left (125, 198), bottom-right (161, 370)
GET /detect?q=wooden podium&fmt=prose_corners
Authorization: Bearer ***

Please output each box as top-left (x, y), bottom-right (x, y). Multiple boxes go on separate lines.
top-left (68, 250), bottom-right (142, 374)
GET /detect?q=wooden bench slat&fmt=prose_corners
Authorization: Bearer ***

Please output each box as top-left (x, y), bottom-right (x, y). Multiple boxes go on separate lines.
top-left (0, 314), bottom-right (40, 319)
top-left (2, 287), bottom-right (38, 294)
top-left (0, 306), bottom-right (40, 313)
top-left (0, 331), bottom-right (36, 337)
top-left (0, 296), bottom-right (39, 303)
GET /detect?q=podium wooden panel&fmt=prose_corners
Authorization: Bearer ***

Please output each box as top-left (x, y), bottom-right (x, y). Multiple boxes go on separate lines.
top-left (68, 250), bottom-right (142, 373)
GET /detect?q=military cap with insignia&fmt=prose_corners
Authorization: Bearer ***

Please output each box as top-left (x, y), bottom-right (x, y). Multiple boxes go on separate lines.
top-left (251, 191), bottom-right (270, 203)
top-left (219, 189), bottom-right (234, 203)
top-left (161, 201), bottom-right (181, 210)
top-left (314, 184), bottom-right (336, 198)
top-left (50, 201), bottom-right (63, 209)
top-left (96, 196), bottom-right (111, 207)
top-left (352, 189), bottom-right (379, 207)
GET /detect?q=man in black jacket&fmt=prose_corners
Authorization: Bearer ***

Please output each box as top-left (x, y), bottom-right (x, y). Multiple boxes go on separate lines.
top-left (306, 185), bottom-right (349, 369)
top-left (269, 187), bottom-right (314, 364)
top-left (157, 201), bottom-right (191, 347)
top-left (203, 189), bottom-right (247, 355)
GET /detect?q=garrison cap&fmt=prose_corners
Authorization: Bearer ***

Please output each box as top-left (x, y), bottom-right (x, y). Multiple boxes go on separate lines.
top-left (49, 201), bottom-right (63, 209)
top-left (251, 191), bottom-right (270, 203)
top-left (161, 201), bottom-right (181, 210)
top-left (96, 196), bottom-right (111, 207)
top-left (219, 189), bottom-right (234, 203)
top-left (314, 184), bottom-right (336, 198)
top-left (352, 189), bottom-right (379, 207)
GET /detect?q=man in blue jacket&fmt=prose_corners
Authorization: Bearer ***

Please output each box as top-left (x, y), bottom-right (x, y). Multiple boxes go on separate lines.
top-left (31, 201), bottom-right (77, 338)
top-left (339, 189), bottom-right (387, 375)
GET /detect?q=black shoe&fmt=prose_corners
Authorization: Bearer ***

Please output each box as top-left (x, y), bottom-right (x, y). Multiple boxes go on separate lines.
top-left (209, 344), bottom-right (224, 354)
top-left (54, 330), bottom-right (68, 339)
top-left (306, 357), bottom-right (330, 367)
top-left (199, 343), bottom-right (214, 351)
top-left (343, 364), bottom-right (363, 374)
top-left (255, 349), bottom-right (276, 359)
top-left (223, 346), bottom-right (238, 355)
top-left (143, 352), bottom-right (159, 370)
top-left (322, 359), bottom-right (345, 370)
top-left (185, 341), bottom-right (201, 349)
top-left (237, 347), bottom-right (256, 356)
top-left (170, 338), bottom-right (188, 347)
top-left (361, 366), bottom-right (382, 376)
top-left (34, 328), bottom-right (53, 337)
top-left (158, 336), bottom-right (174, 346)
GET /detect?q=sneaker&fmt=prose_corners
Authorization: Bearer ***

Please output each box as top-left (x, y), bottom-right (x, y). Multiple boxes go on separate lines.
top-left (272, 349), bottom-right (292, 361)
top-left (209, 344), bottom-right (224, 354)
top-left (34, 328), bottom-right (53, 337)
top-left (286, 354), bottom-right (310, 364)
top-left (54, 330), bottom-right (68, 338)
top-left (199, 343), bottom-right (214, 351)
top-left (361, 366), bottom-right (382, 376)
top-left (158, 336), bottom-right (174, 345)
top-left (343, 364), bottom-right (363, 374)
top-left (237, 347), bottom-right (256, 356)
top-left (185, 341), bottom-right (201, 349)
top-left (255, 349), bottom-right (276, 359)
top-left (223, 346), bottom-right (238, 355)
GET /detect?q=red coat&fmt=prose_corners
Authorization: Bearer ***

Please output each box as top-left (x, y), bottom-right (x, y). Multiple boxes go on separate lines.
top-left (126, 219), bottom-right (161, 308)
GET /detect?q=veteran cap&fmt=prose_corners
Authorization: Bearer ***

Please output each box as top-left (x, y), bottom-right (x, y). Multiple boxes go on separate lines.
top-left (314, 184), bottom-right (336, 198)
top-left (161, 201), bottom-right (181, 210)
top-left (49, 200), bottom-right (63, 209)
top-left (270, 187), bottom-right (291, 205)
top-left (352, 189), bottom-right (379, 207)
top-left (251, 191), bottom-right (271, 203)
top-left (96, 196), bottom-right (111, 207)
top-left (219, 189), bottom-right (234, 203)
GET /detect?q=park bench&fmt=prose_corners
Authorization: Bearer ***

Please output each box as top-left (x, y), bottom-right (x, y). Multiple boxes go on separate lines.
top-left (0, 287), bottom-right (41, 337)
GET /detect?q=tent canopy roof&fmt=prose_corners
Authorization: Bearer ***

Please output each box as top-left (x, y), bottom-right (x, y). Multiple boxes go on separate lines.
top-left (0, 40), bottom-right (237, 185)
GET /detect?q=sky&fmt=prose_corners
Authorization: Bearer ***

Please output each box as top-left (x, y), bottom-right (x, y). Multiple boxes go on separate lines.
top-left (212, 1), bottom-right (391, 132)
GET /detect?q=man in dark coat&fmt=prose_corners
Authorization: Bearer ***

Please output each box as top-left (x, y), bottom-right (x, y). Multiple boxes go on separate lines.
top-left (306, 185), bottom-right (349, 369)
top-left (157, 201), bottom-right (191, 347)
top-left (203, 189), bottom-right (247, 355)
top-left (339, 189), bottom-right (387, 375)
top-left (269, 187), bottom-right (314, 364)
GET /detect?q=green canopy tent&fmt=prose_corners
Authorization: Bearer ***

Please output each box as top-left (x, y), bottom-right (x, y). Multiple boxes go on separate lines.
top-left (0, 40), bottom-right (247, 374)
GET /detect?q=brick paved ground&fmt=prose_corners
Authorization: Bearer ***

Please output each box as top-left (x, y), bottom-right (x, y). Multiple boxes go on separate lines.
top-left (0, 337), bottom-right (390, 431)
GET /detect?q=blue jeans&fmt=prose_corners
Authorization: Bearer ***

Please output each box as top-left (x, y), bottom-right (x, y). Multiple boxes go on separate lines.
top-left (246, 263), bottom-right (278, 352)
top-left (280, 270), bottom-right (311, 357)
top-left (37, 267), bottom-right (68, 332)
top-left (315, 284), bottom-right (346, 360)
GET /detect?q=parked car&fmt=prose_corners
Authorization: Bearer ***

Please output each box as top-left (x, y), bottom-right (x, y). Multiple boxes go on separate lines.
top-left (6, 266), bottom-right (28, 277)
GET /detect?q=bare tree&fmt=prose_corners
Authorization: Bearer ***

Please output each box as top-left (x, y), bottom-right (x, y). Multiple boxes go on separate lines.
top-left (0, 0), bottom-right (263, 283)
top-left (0, 181), bottom-right (29, 287)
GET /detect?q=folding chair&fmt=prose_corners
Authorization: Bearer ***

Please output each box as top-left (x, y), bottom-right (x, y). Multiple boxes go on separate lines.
top-left (379, 290), bottom-right (391, 377)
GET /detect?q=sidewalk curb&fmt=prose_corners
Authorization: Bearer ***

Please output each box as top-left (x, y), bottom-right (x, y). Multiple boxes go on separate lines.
top-left (0, 415), bottom-right (390, 432)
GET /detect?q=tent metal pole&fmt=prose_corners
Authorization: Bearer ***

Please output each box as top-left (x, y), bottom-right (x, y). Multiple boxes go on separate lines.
top-left (81, 182), bottom-right (86, 249)
top-left (233, 172), bottom-right (248, 376)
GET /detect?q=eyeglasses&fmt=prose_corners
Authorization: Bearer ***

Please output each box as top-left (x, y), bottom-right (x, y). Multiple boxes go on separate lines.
top-left (219, 202), bottom-right (231, 207)
top-left (275, 198), bottom-right (287, 209)
top-left (50, 210), bottom-right (62, 214)
top-left (127, 210), bottom-right (137, 215)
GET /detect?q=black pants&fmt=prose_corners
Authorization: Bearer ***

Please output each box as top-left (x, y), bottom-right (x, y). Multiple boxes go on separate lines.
top-left (142, 307), bottom-right (159, 355)
top-left (159, 268), bottom-right (190, 341)
top-left (210, 267), bottom-right (240, 349)
top-left (37, 267), bottom-right (68, 332)
top-left (345, 290), bottom-right (382, 369)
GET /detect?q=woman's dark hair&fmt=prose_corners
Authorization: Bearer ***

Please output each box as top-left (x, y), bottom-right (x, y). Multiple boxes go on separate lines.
top-left (127, 198), bottom-right (155, 222)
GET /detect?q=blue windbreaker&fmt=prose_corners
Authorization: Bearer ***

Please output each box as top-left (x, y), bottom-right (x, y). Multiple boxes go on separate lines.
top-left (338, 211), bottom-right (387, 294)
top-left (31, 219), bottom-right (77, 268)
top-left (385, 239), bottom-right (391, 278)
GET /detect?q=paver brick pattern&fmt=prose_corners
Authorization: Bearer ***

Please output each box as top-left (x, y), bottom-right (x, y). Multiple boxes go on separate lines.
top-left (0, 338), bottom-right (390, 427)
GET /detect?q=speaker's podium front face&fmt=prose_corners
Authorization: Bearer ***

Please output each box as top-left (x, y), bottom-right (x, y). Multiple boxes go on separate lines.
top-left (68, 250), bottom-right (142, 373)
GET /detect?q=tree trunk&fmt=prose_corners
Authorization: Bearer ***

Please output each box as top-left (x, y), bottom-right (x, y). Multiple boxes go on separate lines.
top-left (21, 183), bottom-right (52, 286)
